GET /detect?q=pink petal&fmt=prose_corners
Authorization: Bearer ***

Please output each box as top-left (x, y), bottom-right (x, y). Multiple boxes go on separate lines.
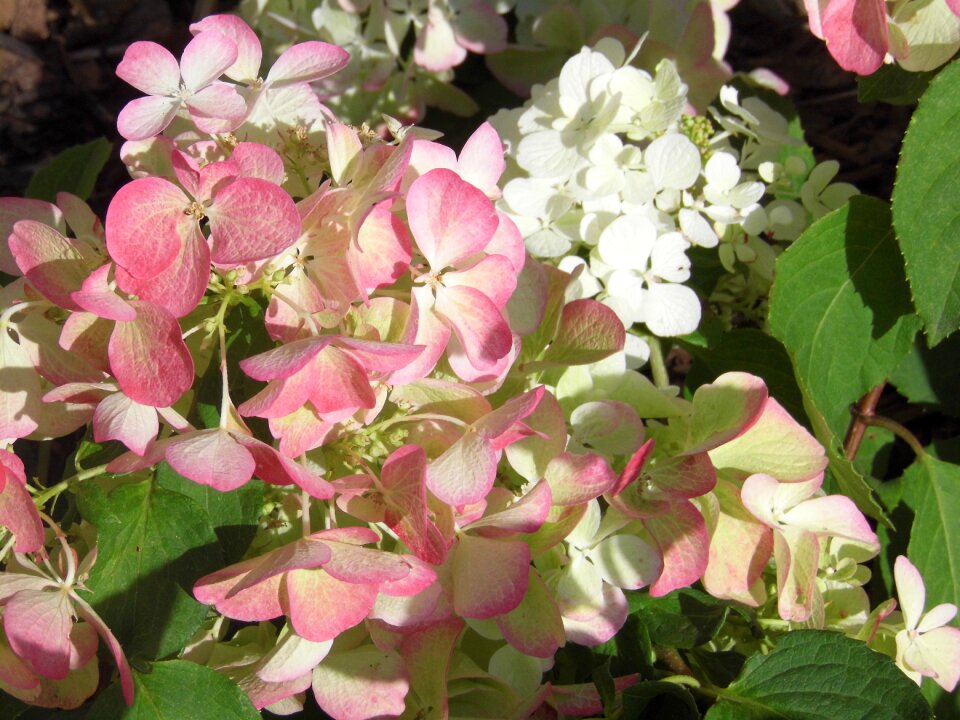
top-left (406, 168), bottom-right (498, 270)
top-left (405, 140), bottom-right (457, 185)
top-left (351, 205), bottom-right (413, 293)
top-left (466, 480), bottom-right (552, 535)
top-left (774, 527), bottom-right (820, 622)
top-left (8, 221), bottom-right (91, 310)
top-left (115, 219), bottom-right (209, 318)
top-left (781, 495), bottom-right (879, 548)
top-left (312, 647), bottom-right (408, 720)
top-left (3, 589), bottom-right (73, 680)
top-left (336, 337), bottom-right (424, 373)
top-left (105, 178), bottom-right (187, 279)
top-left (116, 95), bottom-right (181, 141)
top-left (0, 198), bottom-right (64, 275)
top-left (495, 569), bottom-right (564, 658)
top-left (822, 0), bottom-right (889, 75)
top-left (381, 445), bottom-right (449, 565)
top-left (426, 429), bottom-right (498, 507)
top-left (266, 41), bottom-right (350, 86)
top-left (237, 368), bottom-right (316, 419)
top-left (93, 392), bottom-right (158, 455)
top-left (180, 31), bottom-right (238, 91)
top-left (306, 347), bottom-right (377, 415)
top-left (485, 212), bottom-right (526, 272)
top-left (702, 479), bottom-right (771, 606)
top-left (72, 597), bottom-right (135, 705)
top-left (207, 178), bottom-right (300, 264)
top-left (452, 535), bottom-right (530, 618)
top-left (237, 436), bottom-right (334, 498)
top-left (286, 570), bottom-right (377, 641)
top-left (226, 539), bottom-right (333, 597)
top-left (108, 301), bottom-right (194, 408)
top-left (453, 1), bottom-right (507, 55)
top-left (71, 264), bottom-right (136, 322)
top-left (386, 287), bottom-right (450, 385)
top-left (230, 142), bottom-right (286, 185)
top-left (545, 453), bottom-right (618, 506)
top-left (0, 450), bottom-right (44, 552)
top-left (443, 254), bottom-right (517, 309)
top-left (165, 429), bottom-right (256, 492)
top-left (910, 626), bottom-right (960, 691)
top-left (949, 0), bottom-right (960, 16)
top-left (646, 502), bottom-right (709, 596)
top-left (414, 7), bottom-right (468, 72)
top-left (895, 555), bottom-right (926, 631)
top-left (434, 284), bottom-right (512, 370)
top-left (116, 41), bottom-right (180, 96)
top-left (457, 122), bottom-right (505, 197)
top-left (240, 337), bottom-right (333, 381)
top-left (194, 560), bottom-right (285, 621)
top-left (562, 583), bottom-right (629, 646)
top-left (322, 541), bottom-right (412, 585)
top-left (187, 81), bottom-right (248, 122)
top-left (189, 15), bottom-right (262, 83)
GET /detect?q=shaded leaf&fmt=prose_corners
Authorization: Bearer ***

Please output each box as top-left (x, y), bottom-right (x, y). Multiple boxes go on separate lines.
top-left (629, 588), bottom-right (729, 650)
top-left (80, 478), bottom-right (222, 659)
top-left (25, 138), bottom-right (112, 203)
top-left (85, 660), bottom-right (259, 719)
top-left (889, 332), bottom-right (960, 416)
top-left (858, 65), bottom-right (936, 105)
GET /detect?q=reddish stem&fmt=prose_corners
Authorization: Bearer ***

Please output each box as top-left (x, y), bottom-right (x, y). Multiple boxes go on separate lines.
top-left (844, 382), bottom-right (886, 461)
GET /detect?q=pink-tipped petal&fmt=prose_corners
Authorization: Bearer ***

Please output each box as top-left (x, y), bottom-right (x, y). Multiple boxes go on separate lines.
top-left (466, 480), bottom-right (552, 534)
top-left (165, 429), bottom-right (256, 492)
top-left (562, 583), bottom-right (629, 647)
top-left (646, 502), bottom-right (709, 597)
top-left (116, 41), bottom-right (180, 96)
top-left (434, 284), bottom-right (512, 370)
top-left (230, 142), bottom-right (286, 185)
top-left (105, 178), bottom-right (187, 279)
top-left (775, 527), bottom-right (820, 622)
top-left (406, 168), bottom-right (499, 270)
top-left (9, 221), bottom-right (93, 310)
top-left (0, 451), bottom-right (44, 552)
top-left (180, 31), bottom-right (238, 91)
top-left (108, 301), bottom-right (194, 408)
top-left (496, 569), bottom-right (565, 658)
top-left (443, 254), bottom-right (517, 309)
top-left (72, 597), bottom-right (135, 705)
top-left (426, 430), bottom-right (498, 507)
top-left (93, 392), bottom-right (158, 455)
top-left (545, 453), bottom-right (618, 506)
top-left (207, 178), bottom-right (300, 264)
top-left (71, 264), bottom-right (137, 322)
top-left (186, 82), bottom-right (248, 122)
top-left (895, 555), bottom-right (926, 631)
top-left (452, 535), bottom-right (530, 619)
top-left (781, 495), bottom-right (879, 548)
top-left (688, 372), bottom-right (768, 453)
top-left (4, 589), bottom-right (73, 680)
top-left (457, 122), bottom-right (505, 197)
top-left (266, 42), bottom-right (350, 86)
top-left (240, 337), bottom-right (333, 381)
top-left (189, 15), bottom-right (262, 83)
top-left (312, 647), bottom-right (408, 720)
top-left (286, 570), bottom-right (377, 642)
top-left (117, 95), bottom-right (181, 141)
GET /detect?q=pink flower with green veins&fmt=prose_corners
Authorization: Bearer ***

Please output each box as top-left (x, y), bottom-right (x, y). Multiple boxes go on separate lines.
top-left (116, 31), bottom-right (247, 140)
top-left (893, 555), bottom-right (960, 691)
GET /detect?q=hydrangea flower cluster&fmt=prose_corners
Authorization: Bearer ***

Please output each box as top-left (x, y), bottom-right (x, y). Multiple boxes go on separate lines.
top-left (490, 40), bottom-right (857, 348)
top-left (238, 0), bottom-right (741, 125)
top-left (0, 13), bottom-right (955, 718)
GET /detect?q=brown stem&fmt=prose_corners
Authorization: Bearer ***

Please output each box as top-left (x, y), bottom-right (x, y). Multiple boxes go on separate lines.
top-left (655, 646), bottom-right (694, 677)
top-left (844, 382), bottom-right (886, 461)
top-left (860, 414), bottom-right (926, 459)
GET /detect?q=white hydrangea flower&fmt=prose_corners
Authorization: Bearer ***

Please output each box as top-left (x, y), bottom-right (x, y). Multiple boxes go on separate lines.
top-left (593, 215), bottom-right (701, 337)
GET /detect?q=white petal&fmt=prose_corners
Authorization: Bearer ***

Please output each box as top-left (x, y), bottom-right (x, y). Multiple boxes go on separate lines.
top-left (679, 208), bottom-right (719, 248)
top-left (704, 152), bottom-right (741, 192)
top-left (597, 215), bottom-right (656, 270)
top-left (640, 282), bottom-right (701, 336)
top-left (645, 134), bottom-right (701, 190)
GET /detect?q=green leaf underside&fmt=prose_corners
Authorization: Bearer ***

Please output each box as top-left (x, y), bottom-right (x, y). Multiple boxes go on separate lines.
top-left (892, 58), bottom-right (960, 345)
top-left (904, 453), bottom-right (960, 610)
top-left (24, 137), bottom-right (112, 203)
top-left (80, 478), bottom-right (221, 659)
top-left (706, 631), bottom-right (932, 720)
top-left (85, 660), bottom-right (260, 719)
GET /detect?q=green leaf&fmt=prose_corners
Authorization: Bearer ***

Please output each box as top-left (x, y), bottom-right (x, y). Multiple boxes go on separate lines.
top-left (904, 453), bottom-right (960, 609)
top-left (889, 332), bottom-right (960, 416)
top-left (85, 660), bottom-right (260, 719)
top-left (892, 58), bottom-right (960, 345)
top-left (684, 329), bottom-right (808, 427)
top-left (769, 195), bottom-right (921, 441)
top-left (80, 478), bottom-right (222, 659)
top-left (621, 680), bottom-right (700, 719)
top-left (629, 588), bottom-right (729, 650)
top-left (24, 137), bottom-right (112, 203)
top-left (155, 462), bottom-right (264, 565)
top-left (857, 65), bottom-right (936, 105)
top-left (706, 631), bottom-right (933, 720)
